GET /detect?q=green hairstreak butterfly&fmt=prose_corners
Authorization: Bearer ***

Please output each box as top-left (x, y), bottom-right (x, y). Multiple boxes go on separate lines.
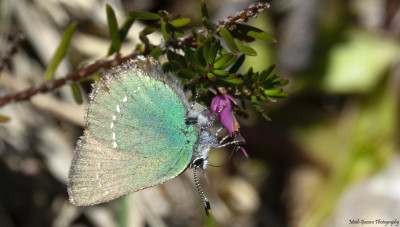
top-left (67, 56), bottom-right (243, 215)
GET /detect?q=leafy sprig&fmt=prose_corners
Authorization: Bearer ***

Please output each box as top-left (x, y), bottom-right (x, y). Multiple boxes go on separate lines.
top-left (0, 1), bottom-right (287, 121)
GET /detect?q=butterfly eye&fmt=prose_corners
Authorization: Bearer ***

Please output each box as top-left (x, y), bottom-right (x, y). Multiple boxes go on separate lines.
top-left (192, 157), bottom-right (204, 168)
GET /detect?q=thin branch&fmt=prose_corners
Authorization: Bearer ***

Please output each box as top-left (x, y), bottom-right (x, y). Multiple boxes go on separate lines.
top-left (0, 34), bottom-right (25, 75)
top-left (0, 51), bottom-right (139, 106)
top-left (216, 2), bottom-right (270, 30)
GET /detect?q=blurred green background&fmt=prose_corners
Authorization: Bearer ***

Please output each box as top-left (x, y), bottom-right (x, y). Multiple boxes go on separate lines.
top-left (0, 0), bottom-right (399, 226)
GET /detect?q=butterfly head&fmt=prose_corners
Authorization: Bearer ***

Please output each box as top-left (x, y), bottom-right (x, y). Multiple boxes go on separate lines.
top-left (184, 106), bottom-right (218, 171)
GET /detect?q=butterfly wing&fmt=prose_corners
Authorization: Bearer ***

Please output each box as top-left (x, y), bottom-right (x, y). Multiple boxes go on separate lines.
top-left (68, 58), bottom-right (198, 206)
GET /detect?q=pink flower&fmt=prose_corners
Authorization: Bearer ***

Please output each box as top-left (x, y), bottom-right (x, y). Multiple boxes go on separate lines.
top-left (209, 93), bottom-right (248, 157)
top-left (209, 94), bottom-right (239, 135)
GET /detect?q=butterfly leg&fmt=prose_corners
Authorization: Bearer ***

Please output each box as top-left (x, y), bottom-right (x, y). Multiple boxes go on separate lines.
top-left (215, 127), bottom-right (224, 137)
top-left (215, 140), bottom-right (243, 148)
top-left (216, 132), bottom-right (246, 148)
top-left (218, 134), bottom-right (230, 145)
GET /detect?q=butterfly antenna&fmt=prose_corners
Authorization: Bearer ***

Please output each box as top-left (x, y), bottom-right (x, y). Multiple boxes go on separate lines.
top-left (194, 88), bottom-right (201, 100)
top-left (188, 88), bottom-right (201, 112)
top-left (193, 167), bottom-right (211, 216)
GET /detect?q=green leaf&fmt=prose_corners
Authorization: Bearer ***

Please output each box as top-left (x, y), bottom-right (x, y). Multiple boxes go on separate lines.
top-left (163, 60), bottom-right (184, 71)
top-left (118, 15), bottom-right (135, 41)
top-left (106, 5), bottom-right (121, 56)
top-left (70, 82), bottom-right (83, 104)
top-left (197, 33), bottom-right (206, 44)
top-left (233, 38), bottom-right (257, 56)
top-left (149, 47), bottom-right (163, 59)
top-left (219, 28), bottom-right (239, 53)
top-left (220, 56), bottom-right (238, 69)
top-left (257, 108), bottom-right (272, 121)
top-left (196, 46), bottom-right (206, 67)
top-left (260, 64), bottom-right (275, 82)
top-left (171, 26), bottom-right (185, 37)
top-left (207, 72), bottom-right (215, 80)
top-left (108, 14), bottom-right (136, 55)
top-left (203, 42), bottom-right (218, 63)
top-left (141, 26), bottom-right (159, 35)
top-left (236, 24), bottom-right (276, 43)
top-left (277, 92), bottom-right (288, 97)
top-left (251, 95), bottom-right (268, 118)
top-left (44, 23), bottom-right (76, 81)
top-left (276, 78), bottom-right (289, 86)
top-left (230, 30), bottom-right (256, 42)
top-left (251, 95), bottom-right (258, 104)
top-left (259, 95), bottom-right (268, 102)
top-left (170, 18), bottom-right (191, 27)
top-left (213, 70), bottom-right (229, 76)
top-left (136, 43), bottom-right (145, 52)
top-left (214, 54), bottom-right (236, 69)
top-left (247, 67), bottom-right (254, 76)
top-left (177, 69), bottom-right (200, 79)
top-left (166, 49), bottom-right (185, 63)
top-left (139, 33), bottom-right (150, 46)
top-left (248, 30), bottom-right (276, 43)
top-left (161, 22), bottom-right (170, 41)
top-left (0, 115), bottom-right (10, 123)
top-left (264, 88), bottom-right (288, 97)
top-left (223, 78), bottom-right (242, 84)
top-left (184, 47), bottom-right (206, 71)
top-left (264, 88), bottom-right (282, 96)
top-left (201, 0), bottom-right (209, 19)
top-left (92, 72), bottom-right (101, 82)
top-left (269, 77), bottom-right (289, 87)
top-left (202, 18), bottom-right (216, 31)
top-left (129, 11), bottom-right (160, 20)
top-left (220, 48), bottom-right (228, 55)
top-left (229, 54), bottom-right (245, 73)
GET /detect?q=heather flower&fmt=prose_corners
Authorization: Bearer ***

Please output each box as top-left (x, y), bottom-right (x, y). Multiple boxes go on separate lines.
top-left (209, 93), bottom-right (248, 157)
top-left (209, 93), bottom-right (239, 135)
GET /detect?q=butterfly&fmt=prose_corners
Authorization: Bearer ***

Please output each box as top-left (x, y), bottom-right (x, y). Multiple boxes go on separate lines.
top-left (68, 56), bottom-right (243, 216)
